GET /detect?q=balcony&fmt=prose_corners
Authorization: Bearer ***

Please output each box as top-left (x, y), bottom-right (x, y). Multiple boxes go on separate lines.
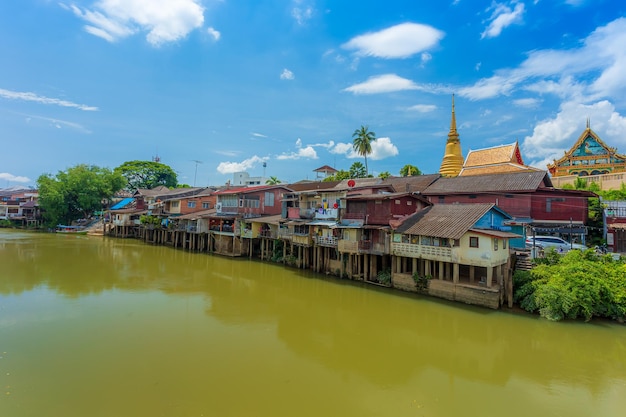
top-left (392, 242), bottom-right (452, 260)
top-left (315, 235), bottom-right (338, 247)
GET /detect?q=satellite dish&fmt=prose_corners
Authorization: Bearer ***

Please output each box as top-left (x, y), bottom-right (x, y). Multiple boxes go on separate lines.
top-left (347, 179), bottom-right (356, 187)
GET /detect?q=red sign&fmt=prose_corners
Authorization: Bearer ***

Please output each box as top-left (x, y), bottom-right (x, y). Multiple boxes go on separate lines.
top-left (347, 179), bottom-right (355, 187)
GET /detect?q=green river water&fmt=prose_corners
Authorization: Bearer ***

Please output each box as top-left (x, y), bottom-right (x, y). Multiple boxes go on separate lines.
top-left (0, 229), bottom-right (625, 417)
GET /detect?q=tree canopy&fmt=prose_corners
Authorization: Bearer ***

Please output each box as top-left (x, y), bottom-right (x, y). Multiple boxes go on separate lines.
top-left (399, 164), bottom-right (422, 177)
top-left (115, 160), bottom-right (177, 191)
top-left (349, 161), bottom-right (367, 179)
top-left (352, 125), bottom-right (376, 175)
top-left (37, 164), bottom-right (125, 227)
top-left (265, 176), bottom-right (281, 185)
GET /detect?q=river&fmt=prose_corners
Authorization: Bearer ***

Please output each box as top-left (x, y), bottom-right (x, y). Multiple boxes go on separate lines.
top-left (0, 229), bottom-right (624, 417)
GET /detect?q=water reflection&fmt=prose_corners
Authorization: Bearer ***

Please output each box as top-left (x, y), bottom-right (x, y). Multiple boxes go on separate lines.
top-left (1, 229), bottom-right (625, 417)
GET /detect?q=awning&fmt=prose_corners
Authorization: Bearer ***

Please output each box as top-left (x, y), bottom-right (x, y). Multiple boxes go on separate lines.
top-left (307, 220), bottom-right (338, 227)
top-left (334, 219), bottom-right (364, 229)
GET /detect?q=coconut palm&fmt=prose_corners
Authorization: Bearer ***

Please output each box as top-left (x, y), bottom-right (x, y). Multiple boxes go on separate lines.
top-left (352, 125), bottom-right (376, 175)
top-left (265, 176), bottom-right (281, 185)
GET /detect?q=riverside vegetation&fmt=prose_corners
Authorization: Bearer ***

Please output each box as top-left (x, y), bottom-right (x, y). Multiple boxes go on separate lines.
top-left (514, 248), bottom-right (626, 322)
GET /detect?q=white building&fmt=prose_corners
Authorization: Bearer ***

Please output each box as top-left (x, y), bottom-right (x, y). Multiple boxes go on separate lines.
top-left (233, 171), bottom-right (268, 186)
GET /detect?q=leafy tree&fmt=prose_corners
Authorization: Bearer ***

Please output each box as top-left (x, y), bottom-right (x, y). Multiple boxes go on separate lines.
top-left (352, 125), bottom-right (376, 175)
top-left (349, 161), bottom-right (367, 179)
top-left (399, 164), bottom-right (421, 177)
top-left (37, 164), bottom-right (125, 227)
top-left (514, 249), bottom-right (626, 322)
top-left (266, 176), bottom-right (281, 185)
top-left (323, 170), bottom-right (351, 182)
top-left (115, 160), bottom-right (177, 191)
top-left (378, 171), bottom-right (391, 179)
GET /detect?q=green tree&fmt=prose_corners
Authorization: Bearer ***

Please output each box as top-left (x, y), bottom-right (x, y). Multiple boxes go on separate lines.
top-left (378, 171), bottom-right (391, 179)
top-left (349, 162), bottom-right (367, 178)
top-left (115, 160), bottom-right (177, 191)
top-left (323, 170), bottom-right (351, 182)
top-left (37, 164), bottom-right (125, 227)
top-left (265, 176), bottom-right (281, 185)
top-left (399, 164), bottom-right (421, 177)
top-left (352, 125), bottom-right (376, 175)
top-left (514, 249), bottom-right (626, 322)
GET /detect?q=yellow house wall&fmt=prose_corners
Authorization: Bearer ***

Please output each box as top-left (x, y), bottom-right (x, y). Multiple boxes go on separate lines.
top-left (455, 232), bottom-right (509, 267)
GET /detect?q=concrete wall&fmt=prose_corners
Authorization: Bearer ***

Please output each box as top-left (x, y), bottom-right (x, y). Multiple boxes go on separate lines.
top-left (428, 279), bottom-right (500, 309)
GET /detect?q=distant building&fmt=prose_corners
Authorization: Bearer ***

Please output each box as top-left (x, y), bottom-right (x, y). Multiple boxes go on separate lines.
top-left (313, 165), bottom-right (338, 180)
top-left (232, 171), bottom-right (268, 186)
top-left (548, 120), bottom-right (626, 190)
top-left (459, 142), bottom-right (540, 176)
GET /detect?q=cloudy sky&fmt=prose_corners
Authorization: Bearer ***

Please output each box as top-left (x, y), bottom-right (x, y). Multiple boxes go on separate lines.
top-left (1, 0), bottom-right (625, 187)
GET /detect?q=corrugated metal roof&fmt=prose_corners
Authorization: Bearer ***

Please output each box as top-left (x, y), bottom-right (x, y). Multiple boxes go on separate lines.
top-left (423, 171), bottom-right (551, 194)
top-left (395, 203), bottom-right (498, 240)
top-left (110, 197), bottom-right (134, 210)
top-left (382, 174), bottom-right (441, 193)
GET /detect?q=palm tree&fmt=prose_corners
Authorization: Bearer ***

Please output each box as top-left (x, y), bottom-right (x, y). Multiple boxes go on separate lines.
top-left (265, 176), bottom-right (281, 185)
top-left (352, 125), bottom-right (376, 175)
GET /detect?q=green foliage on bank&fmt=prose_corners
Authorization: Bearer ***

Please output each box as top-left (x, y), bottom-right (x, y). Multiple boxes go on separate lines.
top-left (37, 164), bottom-right (125, 227)
top-left (514, 249), bottom-right (626, 322)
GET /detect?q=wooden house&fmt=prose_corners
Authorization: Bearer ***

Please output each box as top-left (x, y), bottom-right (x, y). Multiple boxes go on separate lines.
top-left (338, 192), bottom-right (432, 282)
top-left (390, 203), bottom-right (520, 309)
top-left (421, 171), bottom-right (595, 247)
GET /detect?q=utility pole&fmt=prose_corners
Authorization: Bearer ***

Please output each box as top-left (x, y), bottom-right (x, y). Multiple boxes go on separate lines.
top-left (191, 160), bottom-right (203, 187)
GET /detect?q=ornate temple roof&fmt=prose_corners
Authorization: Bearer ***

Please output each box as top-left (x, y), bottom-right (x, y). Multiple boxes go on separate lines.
top-left (459, 142), bottom-right (540, 176)
top-left (547, 120), bottom-right (626, 177)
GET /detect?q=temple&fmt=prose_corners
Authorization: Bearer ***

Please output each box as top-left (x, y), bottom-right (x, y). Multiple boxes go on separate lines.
top-left (548, 120), bottom-right (626, 189)
top-left (438, 95), bottom-right (464, 177)
top-left (459, 142), bottom-right (540, 176)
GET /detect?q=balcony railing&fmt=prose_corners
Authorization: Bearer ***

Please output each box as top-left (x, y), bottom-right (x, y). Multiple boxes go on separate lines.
top-left (315, 235), bottom-right (338, 247)
top-left (392, 242), bottom-right (452, 260)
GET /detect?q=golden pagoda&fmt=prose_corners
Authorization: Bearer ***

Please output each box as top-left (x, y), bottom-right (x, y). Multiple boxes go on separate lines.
top-left (439, 95), bottom-right (464, 177)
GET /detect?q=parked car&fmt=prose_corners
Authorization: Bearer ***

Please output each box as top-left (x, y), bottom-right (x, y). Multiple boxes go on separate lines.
top-left (525, 236), bottom-right (587, 252)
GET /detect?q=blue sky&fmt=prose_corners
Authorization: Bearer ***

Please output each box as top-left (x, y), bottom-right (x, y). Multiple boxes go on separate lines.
top-left (1, 0), bottom-right (625, 188)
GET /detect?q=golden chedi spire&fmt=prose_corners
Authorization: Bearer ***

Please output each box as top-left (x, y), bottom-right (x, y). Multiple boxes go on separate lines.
top-left (439, 94), bottom-right (464, 177)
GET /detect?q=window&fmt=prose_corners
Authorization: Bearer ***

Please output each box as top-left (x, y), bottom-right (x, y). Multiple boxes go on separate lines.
top-left (494, 239), bottom-right (498, 250)
top-left (503, 239), bottom-right (507, 249)
top-left (438, 196), bottom-right (445, 203)
top-left (265, 192), bottom-right (275, 207)
top-left (187, 201), bottom-right (196, 208)
top-left (421, 236), bottom-right (432, 246)
top-left (172, 201), bottom-right (179, 208)
top-left (469, 236), bottom-right (479, 248)
top-left (407, 201), bottom-right (412, 206)
top-left (202, 202), bottom-right (210, 209)
top-left (469, 195), bottom-right (477, 199)
top-left (394, 200), bottom-right (400, 205)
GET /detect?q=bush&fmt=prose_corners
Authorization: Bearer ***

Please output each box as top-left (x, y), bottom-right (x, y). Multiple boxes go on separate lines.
top-left (515, 249), bottom-right (626, 322)
top-left (413, 272), bottom-right (431, 291)
top-left (377, 268), bottom-right (391, 286)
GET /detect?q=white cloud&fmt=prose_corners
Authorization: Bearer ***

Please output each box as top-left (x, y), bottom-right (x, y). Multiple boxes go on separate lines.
top-left (25, 114), bottom-right (92, 133)
top-left (291, 1), bottom-right (314, 25)
top-left (0, 173), bottom-right (31, 183)
top-left (522, 100), bottom-right (626, 168)
top-left (277, 138), bottom-right (318, 160)
top-left (280, 69), bottom-right (295, 80)
top-left (251, 132), bottom-right (267, 138)
top-left (70, 0), bottom-right (205, 46)
top-left (217, 155), bottom-right (268, 174)
top-left (329, 142), bottom-right (354, 155)
top-left (329, 137), bottom-right (399, 160)
top-left (207, 27), bottom-right (220, 41)
top-left (420, 52), bottom-right (432, 66)
top-left (0, 88), bottom-right (98, 111)
top-left (460, 17), bottom-right (626, 101)
top-left (343, 74), bottom-right (420, 95)
top-left (513, 98), bottom-right (541, 108)
top-left (407, 104), bottom-right (437, 113)
top-left (481, 2), bottom-right (525, 39)
top-left (370, 137), bottom-right (399, 160)
top-left (342, 22), bottom-right (444, 59)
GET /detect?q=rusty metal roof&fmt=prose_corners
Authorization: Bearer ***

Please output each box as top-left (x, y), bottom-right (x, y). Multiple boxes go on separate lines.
top-left (394, 203), bottom-right (502, 240)
top-left (423, 171), bottom-right (552, 195)
top-left (382, 174), bottom-right (440, 193)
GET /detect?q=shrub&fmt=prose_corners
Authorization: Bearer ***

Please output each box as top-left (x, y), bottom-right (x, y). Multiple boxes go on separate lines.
top-left (515, 249), bottom-right (626, 322)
